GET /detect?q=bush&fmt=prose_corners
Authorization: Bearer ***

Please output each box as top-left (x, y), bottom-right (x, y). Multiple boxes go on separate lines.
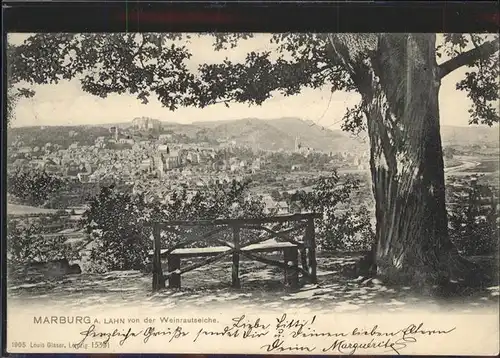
top-left (288, 171), bottom-right (374, 252)
top-left (151, 179), bottom-right (267, 250)
top-left (7, 168), bottom-right (65, 207)
top-left (81, 179), bottom-right (268, 272)
top-left (449, 180), bottom-right (499, 256)
top-left (7, 219), bottom-right (81, 265)
top-left (270, 189), bottom-right (282, 202)
top-left (82, 186), bottom-right (150, 272)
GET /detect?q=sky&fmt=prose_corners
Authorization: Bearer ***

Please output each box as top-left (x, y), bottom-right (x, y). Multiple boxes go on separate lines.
top-left (7, 33), bottom-right (497, 129)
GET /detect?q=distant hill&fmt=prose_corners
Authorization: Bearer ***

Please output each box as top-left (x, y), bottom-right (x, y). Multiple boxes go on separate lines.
top-left (440, 125), bottom-right (499, 146)
top-left (192, 117), bottom-right (368, 152)
top-left (207, 118), bottom-right (292, 150)
top-left (9, 117), bottom-right (498, 152)
top-left (263, 117), bottom-right (361, 152)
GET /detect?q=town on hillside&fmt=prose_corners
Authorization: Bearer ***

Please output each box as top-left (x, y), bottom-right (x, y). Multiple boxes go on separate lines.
top-left (7, 117), bottom-right (377, 211)
top-left (7, 116), bottom-right (499, 248)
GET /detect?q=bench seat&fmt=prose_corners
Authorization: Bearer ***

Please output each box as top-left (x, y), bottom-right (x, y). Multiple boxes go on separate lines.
top-left (242, 240), bottom-right (298, 252)
top-left (170, 246), bottom-right (230, 257)
top-left (151, 239), bottom-right (300, 258)
top-left (159, 239), bottom-right (301, 289)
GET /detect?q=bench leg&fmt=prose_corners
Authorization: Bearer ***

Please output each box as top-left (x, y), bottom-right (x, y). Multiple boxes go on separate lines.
top-left (168, 255), bottom-right (181, 289)
top-left (232, 252), bottom-right (240, 288)
top-left (300, 248), bottom-right (309, 273)
top-left (152, 271), bottom-right (165, 291)
top-left (284, 247), bottom-right (299, 289)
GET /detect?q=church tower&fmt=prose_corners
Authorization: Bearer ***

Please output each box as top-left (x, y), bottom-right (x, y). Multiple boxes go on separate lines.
top-left (294, 134), bottom-right (301, 152)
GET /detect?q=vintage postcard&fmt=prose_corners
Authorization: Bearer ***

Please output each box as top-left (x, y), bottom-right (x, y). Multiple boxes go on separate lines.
top-left (5, 32), bottom-right (499, 355)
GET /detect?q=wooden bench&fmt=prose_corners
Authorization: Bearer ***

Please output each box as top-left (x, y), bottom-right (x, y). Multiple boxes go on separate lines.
top-left (148, 213), bottom-right (320, 292)
top-left (164, 239), bottom-right (299, 289)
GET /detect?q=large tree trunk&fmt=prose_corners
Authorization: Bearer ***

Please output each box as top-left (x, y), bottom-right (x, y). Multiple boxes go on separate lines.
top-left (329, 34), bottom-right (485, 288)
top-left (367, 34), bottom-right (452, 285)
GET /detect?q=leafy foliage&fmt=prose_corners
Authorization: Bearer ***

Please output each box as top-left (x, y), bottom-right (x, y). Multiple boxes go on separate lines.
top-left (81, 179), bottom-right (267, 271)
top-left (7, 219), bottom-right (81, 265)
top-left (149, 178), bottom-right (265, 221)
top-left (270, 189), bottom-right (282, 202)
top-left (81, 186), bottom-right (150, 272)
top-left (9, 34), bottom-right (197, 111)
top-left (7, 125), bottom-right (111, 149)
top-left (440, 34), bottom-right (499, 126)
top-left (82, 176), bottom-right (372, 271)
top-left (7, 33), bottom-right (498, 128)
top-left (289, 171), bottom-right (374, 252)
top-left (449, 179), bottom-right (499, 256)
top-left (150, 178), bottom-right (267, 250)
top-left (7, 168), bottom-right (65, 207)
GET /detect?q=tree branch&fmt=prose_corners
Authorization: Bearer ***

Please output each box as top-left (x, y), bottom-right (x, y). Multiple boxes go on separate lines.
top-left (438, 39), bottom-right (499, 79)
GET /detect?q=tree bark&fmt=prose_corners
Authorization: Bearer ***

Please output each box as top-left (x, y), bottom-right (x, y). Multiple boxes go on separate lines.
top-left (329, 34), bottom-right (486, 288)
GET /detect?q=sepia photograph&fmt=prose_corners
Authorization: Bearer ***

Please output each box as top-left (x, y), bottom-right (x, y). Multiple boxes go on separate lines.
top-left (5, 32), bottom-right (500, 355)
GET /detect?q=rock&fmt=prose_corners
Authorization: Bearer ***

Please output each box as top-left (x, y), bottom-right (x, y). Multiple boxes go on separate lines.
top-left (334, 303), bottom-right (361, 312)
top-left (143, 263), bottom-right (153, 273)
top-left (371, 278), bottom-right (383, 285)
top-left (301, 284), bottom-right (320, 290)
top-left (26, 258), bottom-right (82, 278)
top-left (68, 264), bottom-right (82, 275)
top-left (385, 299), bottom-right (406, 306)
top-left (361, 278), bottom-right (373, 285)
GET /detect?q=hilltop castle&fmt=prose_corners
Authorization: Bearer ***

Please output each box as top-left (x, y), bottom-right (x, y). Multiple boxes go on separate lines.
top-left (132, 117), bottom-right (162, 131)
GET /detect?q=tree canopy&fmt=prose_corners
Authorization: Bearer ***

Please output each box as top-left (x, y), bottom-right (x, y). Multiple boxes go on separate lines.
top-left (7, 33), bottom-right (499, 129)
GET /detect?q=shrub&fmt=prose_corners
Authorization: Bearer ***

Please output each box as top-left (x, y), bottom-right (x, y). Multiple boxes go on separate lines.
top-left (7, 168), bottom-right (65, 207)
top-left (81, 179), bottom-right (268, 272)
top-left (7, 219), bottom-right (81, 265)
top-left (449, 180), bottom-right (499, 256)
top-left (270, 189), bottom-right (282, 202)
top-left (288, 171), bottom-right (374, 252)
top-left (151, 179), bottom-right (267, 249)
top-left (81, 186), bottom-right (150, 272)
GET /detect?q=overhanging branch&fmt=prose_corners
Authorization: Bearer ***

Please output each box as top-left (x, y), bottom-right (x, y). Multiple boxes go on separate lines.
top-left (438, 39), bottom-right (499, 79)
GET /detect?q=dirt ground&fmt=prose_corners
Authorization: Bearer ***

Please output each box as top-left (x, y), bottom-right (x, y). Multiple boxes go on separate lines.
top-left (8, 253), bottom-right (499, 314)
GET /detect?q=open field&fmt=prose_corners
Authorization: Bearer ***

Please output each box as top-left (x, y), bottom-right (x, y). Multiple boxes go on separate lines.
top-left (445, 155), bottom-right (498, 175)
top-left (7, 203), bottom-right (59, 216)
top-left (461, 158), bottom-right (499, 173)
